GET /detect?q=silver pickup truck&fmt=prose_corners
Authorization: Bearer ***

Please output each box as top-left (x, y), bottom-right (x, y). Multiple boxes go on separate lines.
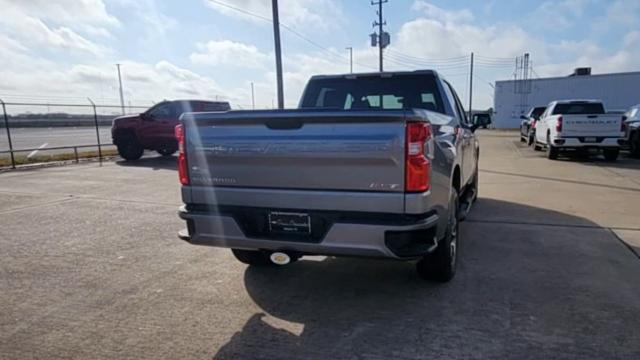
top-left (177, 70), bottom-right (479, 282)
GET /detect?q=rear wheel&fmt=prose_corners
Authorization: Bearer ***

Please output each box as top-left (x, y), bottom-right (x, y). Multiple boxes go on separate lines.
top-left (630, 132), bottom-right (640, 158)
top-left (603, 148), bottom-right (619, 161)
top-left (416, 190), bottom-right (459, 282)
top-left (546, 134), bottom-right (558, 160)
top-left (157, 146), bottom-right (177, 156)
top-left (116, 135), bottom-right (144, 161)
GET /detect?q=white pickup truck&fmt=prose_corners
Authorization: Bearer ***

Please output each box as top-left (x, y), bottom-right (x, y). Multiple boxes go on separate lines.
top-left (534, 100), bottom-right (626, 160)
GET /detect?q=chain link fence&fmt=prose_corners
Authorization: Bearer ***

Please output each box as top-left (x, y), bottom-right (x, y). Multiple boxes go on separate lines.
top-left (0, 99), bottom-right (149, 169)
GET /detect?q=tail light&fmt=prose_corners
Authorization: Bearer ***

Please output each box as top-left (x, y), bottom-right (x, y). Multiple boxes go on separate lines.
top-left (175, 124), bottom-right (189, 185)
top-left (405, 122), bottom-right (434, 192)
top-left (621, 116), bottom-right (627, 133)
top-left (556, 116), bottom-right (563, 132)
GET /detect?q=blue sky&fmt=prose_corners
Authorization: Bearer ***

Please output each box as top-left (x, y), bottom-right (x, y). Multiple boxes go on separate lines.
top-left (1, 0), bottom-right (639, 110)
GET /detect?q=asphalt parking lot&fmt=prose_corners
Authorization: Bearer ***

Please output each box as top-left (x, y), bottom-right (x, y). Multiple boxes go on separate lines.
top-left (1, 130), bottom-right (639, 359)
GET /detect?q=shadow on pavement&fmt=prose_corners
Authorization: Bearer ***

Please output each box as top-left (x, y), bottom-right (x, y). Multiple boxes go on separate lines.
top-left (482, 169), bottom-right (640, 194)
top-left (213, 199), bottom-right (640, 359)
top-left (114, 154), bottom-right (177, 170)
top-left (514, 138), bottom-right (640, 169)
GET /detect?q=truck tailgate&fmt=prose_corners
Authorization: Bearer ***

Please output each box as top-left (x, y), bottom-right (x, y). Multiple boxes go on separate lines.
top-left (562, 114), bottom-right (622, 137)
top-left (183, 110), bottom-right (406, 192)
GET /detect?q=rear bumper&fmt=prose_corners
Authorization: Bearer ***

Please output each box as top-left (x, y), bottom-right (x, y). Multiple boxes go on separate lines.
top-left (178, 205), bottom-right (440, 259)
top-left (552, 137), bottom-right (624, 148)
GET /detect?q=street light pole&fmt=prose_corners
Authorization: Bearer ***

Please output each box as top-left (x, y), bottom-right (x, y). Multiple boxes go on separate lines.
top-left (271, 0), bottom-right (284, 109)
top-left (116, 64), bottom-right (125, 115)
top-left (346, 47), bottom-right (353, 73)
top-left (468, 52), bottom-right (474, 118)
top-left (251, 82), bottom-right (255, 110)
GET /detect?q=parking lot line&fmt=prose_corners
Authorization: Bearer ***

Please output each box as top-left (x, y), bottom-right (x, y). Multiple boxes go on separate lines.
top-left (26, 142), bottom-right (48, 159)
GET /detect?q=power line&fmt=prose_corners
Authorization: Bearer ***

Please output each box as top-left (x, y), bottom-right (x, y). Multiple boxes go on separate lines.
top-left (207, 0), bottom-right (376, 70)
top-left (387, 49), bottom-right (469, 63)
top-left (475, 54), bottom-right (516, 61)
top-left (386, 55), bottom-right (469, 68)
top-left (475, 60), bottom-right (514, 65)
top-left (474, 63), bottom-right (514, 69)
top-left (384, 53), bottom-right (469, 70)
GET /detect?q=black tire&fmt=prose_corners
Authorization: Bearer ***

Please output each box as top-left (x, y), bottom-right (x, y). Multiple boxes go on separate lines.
top-left (157, 147), bottom-right (177, 156)
top-left (471, 162), bottom-right (478, 202)
top-left (116, 135), bottom-right (144, 161)
top-left (231, 249), bottom-right (275, 266)
top-left (520, 135), bottom-right (526, 143)
top-left (630, 132), bottom-right (640, 158)
top-left (603, 148), bottom-right (619, 161)
top-left (416, 190), bottom-right (459, 282)
top-left (546, 134), bottom-right (558, 160)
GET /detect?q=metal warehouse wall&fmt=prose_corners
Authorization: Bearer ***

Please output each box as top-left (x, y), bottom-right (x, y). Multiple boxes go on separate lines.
top-left (493, 71), bottom-right (640, 128)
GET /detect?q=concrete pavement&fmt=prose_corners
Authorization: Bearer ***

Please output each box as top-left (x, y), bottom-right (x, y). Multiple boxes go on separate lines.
top-left (1, 130), bottom-right (639, 359)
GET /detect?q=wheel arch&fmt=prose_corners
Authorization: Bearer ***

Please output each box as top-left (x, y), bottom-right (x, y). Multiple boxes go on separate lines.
top-left (112, 127), bottom-right (137, 144)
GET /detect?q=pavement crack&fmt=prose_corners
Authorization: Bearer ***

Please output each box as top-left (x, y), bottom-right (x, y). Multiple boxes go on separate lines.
top-left (0, 190), bottom-right (177, 208)
top-left (481, 169), bottom-right (640, 193)
top-left (0, 197), bottom-right (77, 215)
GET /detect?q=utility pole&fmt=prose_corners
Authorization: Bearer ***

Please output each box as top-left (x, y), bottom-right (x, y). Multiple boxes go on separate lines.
top-left (115, 64), bottom-right (125, 115)
top-left (251, 82), bottom-right (255, 110)
top-left (371, 0), bottom-right (388, 72)
top-left (271, 0), bottom-right (284, 109)
top-left (514, 53), bottom-right (531, 116)
top-left (346, 47), bottom-right (353, 73)
top-left (468, 52), bottom-right (474, 119)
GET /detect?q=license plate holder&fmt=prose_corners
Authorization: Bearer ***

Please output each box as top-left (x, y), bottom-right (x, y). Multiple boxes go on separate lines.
top-left (268, 211), bottom-right (311, 235)
top-left (584, 137), bottom-right (597, 143)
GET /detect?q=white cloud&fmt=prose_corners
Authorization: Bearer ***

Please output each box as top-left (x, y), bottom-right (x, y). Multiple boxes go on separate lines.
top-left (603, 0), bottom-right (640, 29)
top-left (411, 1), bottom-right (474, 23)
top-left (0, 58), bottom-right (246, 106)
top-left (1, 0), bottom-right (639, 114)
top-left (190, 40), bottom-right (270, 69)
top-left (203, 0), bottom-right (344, 29)
top-left (392, 18), bottom-right (544, 61)
top-left (538, 36), bottom-right (640, 77)
top-left (0, 0), bottom-right (120, 27)
top-left (0, 0), bottom-right (116, 56)
top-left (531, 0), bottom-right (588, 30)
top-left (0, 16), bottom-right (109, 56)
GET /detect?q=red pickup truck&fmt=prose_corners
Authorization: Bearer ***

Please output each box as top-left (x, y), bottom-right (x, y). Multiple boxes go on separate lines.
top-left (111, 100), bottom-right (230, 160)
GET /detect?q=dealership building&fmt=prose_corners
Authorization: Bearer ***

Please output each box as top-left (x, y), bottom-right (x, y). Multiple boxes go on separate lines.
top-left (492, 69), bottom-right (640, 128)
